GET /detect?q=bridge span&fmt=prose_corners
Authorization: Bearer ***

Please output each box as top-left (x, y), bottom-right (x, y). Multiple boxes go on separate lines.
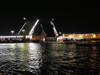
top-left (0, 18), bottom-right (59, 42)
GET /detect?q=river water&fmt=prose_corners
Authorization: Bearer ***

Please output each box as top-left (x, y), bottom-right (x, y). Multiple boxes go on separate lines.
top-left (0, 42), bottom-right (100, 75)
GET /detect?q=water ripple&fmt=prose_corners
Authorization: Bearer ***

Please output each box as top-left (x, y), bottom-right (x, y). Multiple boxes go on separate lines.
top-left (0, 43), bottom-right (100, 75)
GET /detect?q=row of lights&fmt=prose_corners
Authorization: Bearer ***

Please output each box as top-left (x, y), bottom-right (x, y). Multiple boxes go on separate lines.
top-left (11, 29), bottom-right (25, 35)
top-left (65, 34), bottom-right (96, 38)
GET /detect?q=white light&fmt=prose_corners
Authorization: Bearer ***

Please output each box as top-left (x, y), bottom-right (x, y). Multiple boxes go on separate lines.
top-left (26, 35), bottom-right (30, 38)
top-left (29, 19), bottom-right (39, 35)
top-left (29, 36), bottom-right (32, 39)
top-left (27, 43), bottom-right (42, 69)
top-left (52, 19), bottom-right (54, 21)
top-left (0, 36), bottom-right (23, 38)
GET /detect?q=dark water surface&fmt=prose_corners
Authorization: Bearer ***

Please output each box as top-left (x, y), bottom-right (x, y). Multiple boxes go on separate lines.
top-left (0, 42), bottom-right (100, 75)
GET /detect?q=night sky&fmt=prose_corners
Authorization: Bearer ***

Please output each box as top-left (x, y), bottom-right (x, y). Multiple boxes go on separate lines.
top-left (0, 0), bottom-right (100, 35)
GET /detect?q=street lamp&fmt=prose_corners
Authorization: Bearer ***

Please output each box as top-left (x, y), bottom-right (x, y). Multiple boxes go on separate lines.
top-left (18, 17), bottom-right (27, 35)
top-left (22, 29), bottom-right (25, 36)
top-left (52, 19), bottom-right (54, 21)
top-left (22, 29), bottom-right (26, 42)
top-left (23, 17), bottom-right (27, 20)
top-left (11, 30), bottom-right (14, 35)
top-left (59, 32), bottom-right (62, 36)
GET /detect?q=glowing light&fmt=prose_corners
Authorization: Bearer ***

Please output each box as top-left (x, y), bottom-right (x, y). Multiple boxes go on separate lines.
top-left (11, 30), bottom-right (14, 33)
top-left (26, 35), bottom-right (30, 39)
top-left (62, 34), bottom-right (64, 37)
top-left (29, 19), bottom-right (39, 35)
top-left (57, 37), bottom-right (59, 41)
top-left (59, 32), bottom-right (61, 34)
top-left (57, 36), bottom-right (63, 42)
top-left (52, 19), bottom-right (54, 21)
top-left (0, 36), bottom-right (23, 38)
top-left (11, 30), bottom-right (14, 35)
top-left (79, 35), bottom-right (82, 38)
top-left (27, 43), bottom-right (42, 69)
top-left (69, 35), bottom-right (73, 38)
top-left (43, 37), bottom-right (45, 41)
top-left (22, 29), bottom-right (25, 32)
top-left (25, 35), bottom-right (32, 39)
top-left (23, 17), bottom-right (27, 20)
top-left (93, 35), bottom-right (96, 38)
top-left (29, 36), bottom-right (32, 39)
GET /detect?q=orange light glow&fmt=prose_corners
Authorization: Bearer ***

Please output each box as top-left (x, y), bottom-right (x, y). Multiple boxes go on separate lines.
top-left (69, 35), bottom-right (73, 38)
top-left (93, 35), bottom-right (96, 38)
top-left (62, 34), bottom-right (64, 37)
top-left (79, 35), bottom-right (82, 38)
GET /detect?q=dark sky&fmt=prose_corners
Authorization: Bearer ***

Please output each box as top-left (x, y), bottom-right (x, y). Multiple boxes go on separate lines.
top-left (0, 0), bottom-right (100, 35)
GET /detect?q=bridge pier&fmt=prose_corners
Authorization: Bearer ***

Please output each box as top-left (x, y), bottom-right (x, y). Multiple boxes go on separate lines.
top-left (45, 37), bottom-right (57, 43)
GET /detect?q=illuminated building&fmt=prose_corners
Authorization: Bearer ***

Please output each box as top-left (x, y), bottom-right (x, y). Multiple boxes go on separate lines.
top-left (63, 33), bottom-right (100, 39)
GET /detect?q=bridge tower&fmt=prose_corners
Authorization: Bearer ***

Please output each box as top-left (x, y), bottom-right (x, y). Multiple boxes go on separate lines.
top-left (17, 19), bottom-right (39, 39)
top-left (29, 19), bottom-right (39, 36)
top-left (45, 19), bottom-right (59, 42)
top-left (40, 24), bottom-right (47, 37)
top-left (50, 19), bottom-right (59, 37)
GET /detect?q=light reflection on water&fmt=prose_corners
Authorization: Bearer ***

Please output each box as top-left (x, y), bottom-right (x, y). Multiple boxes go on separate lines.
top-left (0, 43), bottom-right (100, 75)
top-left (0, 43), bottom-right (44, 75)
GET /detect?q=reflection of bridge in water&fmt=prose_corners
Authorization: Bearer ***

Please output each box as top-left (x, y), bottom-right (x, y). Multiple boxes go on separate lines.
top-left (0, 19), bottom-right (59, 42)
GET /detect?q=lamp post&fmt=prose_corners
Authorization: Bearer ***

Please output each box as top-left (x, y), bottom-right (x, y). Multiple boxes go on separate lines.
top-left (22, 29), bottom-right (25, 42)
top-left (22, 29), bottom-right (25, 35)
top-left (59, 32), bottom-right (62, 36)
top-left (23, 17), bottom-right (27, 21)
top-left (11, 30), bottom-right (14, 35)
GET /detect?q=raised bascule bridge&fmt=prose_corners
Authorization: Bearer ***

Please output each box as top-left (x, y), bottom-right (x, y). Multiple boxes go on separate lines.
top-left (0, 19), bottom-right (59, 42)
